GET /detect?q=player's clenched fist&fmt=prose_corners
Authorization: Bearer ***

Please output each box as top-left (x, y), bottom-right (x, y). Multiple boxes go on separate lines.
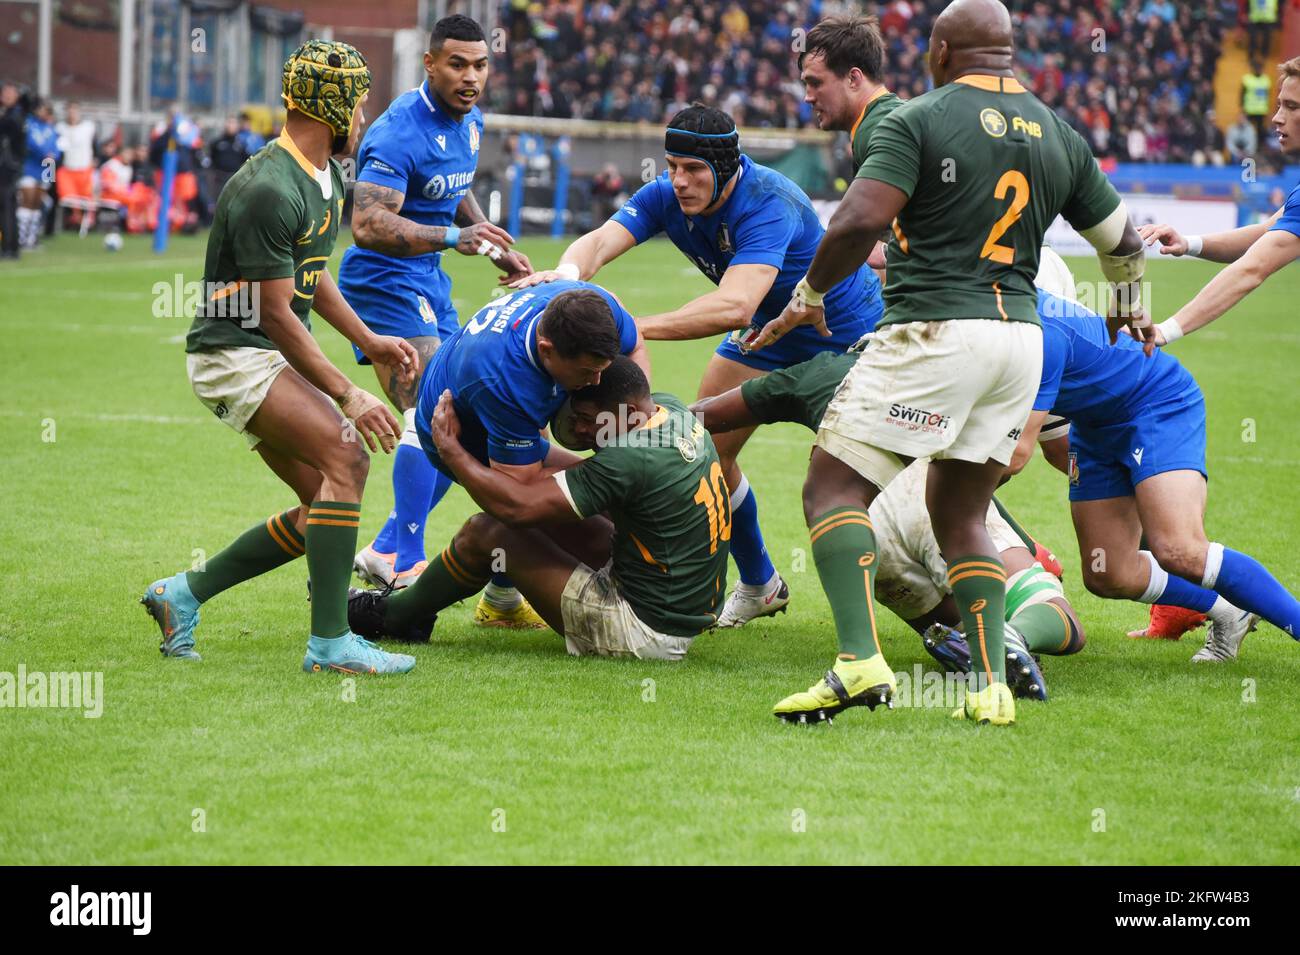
top-left (1138, 222), bottom-right (1189, 256)
top-left (337, 385), bottom-right (403, 454)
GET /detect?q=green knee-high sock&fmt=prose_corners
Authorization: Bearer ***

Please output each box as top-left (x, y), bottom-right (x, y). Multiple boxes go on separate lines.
top-left (306, 501), bottom-right (361, 638)
top-left (991, 496), bottom-right (1037, 552)
top-left (1011, 602), bottom-right (1081, 655)
top-left (186, 509), bottom-right (306, 603)
top-left (947, 556), bottom-right (1008, 685)
top-left (810, 507), bottom-right (882, 661)
top-left (385, 542), bottom-right (489, 631)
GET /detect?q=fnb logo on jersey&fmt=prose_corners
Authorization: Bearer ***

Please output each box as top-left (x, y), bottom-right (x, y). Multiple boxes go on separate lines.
top-left (423, 170), bottom-right (476, 200)
top-left (886, 403), bottom-right (951, 435)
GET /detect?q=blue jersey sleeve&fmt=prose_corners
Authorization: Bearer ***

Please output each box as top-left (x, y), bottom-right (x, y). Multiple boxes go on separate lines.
top-left (1268, 185), bottom-right (1300, 239)
top-left (1034, 322), bottom-right (1069, 412)
top-left (355, 118), bottom-right (414, 192)
top-left (729, 197), bottom-right (800, 270)
top-left (596, 290), bottom-right (640, 354)
top-left (478, 386), bottom-right (550, 467)
top-left (611, 178), bottom-right (667, 244)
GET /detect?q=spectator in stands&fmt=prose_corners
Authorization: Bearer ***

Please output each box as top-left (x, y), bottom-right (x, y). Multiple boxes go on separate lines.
top-left (1243, 57), bottom-right (1273, 139)
top-left (0, 80), bottom-right (25, 260)
top-left (55, 101), bottom-right (96, 225)
top-left (491, 0), bottom-right (1234, 167)
top-left (125, 144), bottom-right (157, 235)
top-left (207, 115), bottom-right (248, 215)
top-left (1227, 110), bottom-right (1259, 163)
top-left (1246, 0), bottom-right (1278, 62)
top-left (18, 97), bottom-right (57, 250)
top-left (235, 112), bottom-right (265, 155)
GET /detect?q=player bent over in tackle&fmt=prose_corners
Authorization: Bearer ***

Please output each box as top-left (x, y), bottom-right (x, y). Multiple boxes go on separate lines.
top-left (347, 358), bottom-right (730, 658)
top-left (1007, 290), bottom-right (1300, 661)
top-left (511, 105), bottom-right (885, 629)
top-left (141, 42), bottom-right (420, 674)
top-left (694, 349), bottom-right (1085, 703)
top-left (749, 0), bottom-right (1145, 726)
top-left (401, 280), bottom-right (648, 628)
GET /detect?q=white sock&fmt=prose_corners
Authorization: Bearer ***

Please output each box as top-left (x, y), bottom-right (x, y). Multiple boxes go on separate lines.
top-left (1137, 551), bottom-right (1168, 604)
top-left (483, 582), bottom-right (522, 610)
top-left (1207, 595), bottom-right (1241, 624)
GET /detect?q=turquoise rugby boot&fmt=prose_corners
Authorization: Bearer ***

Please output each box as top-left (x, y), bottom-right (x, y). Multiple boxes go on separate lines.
top-left (303, 632), bottom-right (416, 675)
top-left (141, 572), bottom-right (202, 660)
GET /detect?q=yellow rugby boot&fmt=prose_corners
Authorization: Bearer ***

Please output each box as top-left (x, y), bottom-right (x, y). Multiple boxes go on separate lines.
top-left (472, 594), bottom-right (547, 630)
top-left (951, 681), bottom-right (1016, 726)
top-left (773, 654), bottom-right (896, 724)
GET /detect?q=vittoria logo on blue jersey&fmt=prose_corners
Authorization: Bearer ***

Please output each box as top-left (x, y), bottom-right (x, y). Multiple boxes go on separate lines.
top-left (423, 170), bottom-right (476, 200)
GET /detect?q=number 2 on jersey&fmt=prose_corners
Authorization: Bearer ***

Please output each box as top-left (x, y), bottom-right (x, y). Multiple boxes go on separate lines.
top-left (979, 170), bottom-right (1030, 265)
top-left (693, 461), bottom-right (733, 555)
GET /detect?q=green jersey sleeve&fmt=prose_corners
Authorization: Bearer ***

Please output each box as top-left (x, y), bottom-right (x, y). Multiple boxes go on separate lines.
top-left (1059, 126), bottom-right (1121, 233)
top-left (855, 104), bottom-right (922, 198)
top-left (228, 182), bottom-right (301, 281)
top-left (558, 448), bottom-right (643, 519)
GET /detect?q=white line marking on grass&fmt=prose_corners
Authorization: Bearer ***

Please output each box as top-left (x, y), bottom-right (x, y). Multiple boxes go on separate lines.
top-left (0, 409), bottom-right (207, 426)
top-left (8, 319), bottom-right (185, 335)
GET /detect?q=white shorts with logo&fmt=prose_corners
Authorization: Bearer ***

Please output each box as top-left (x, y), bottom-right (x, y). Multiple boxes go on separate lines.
top-left (560, 561), bottom-right (694, 661)
top-left (816, 319), bottom-right (1043, 489)
top-left (187, 346), bottom-right (290, 448)
top-left (870, 459), bottom-right (1025, 621)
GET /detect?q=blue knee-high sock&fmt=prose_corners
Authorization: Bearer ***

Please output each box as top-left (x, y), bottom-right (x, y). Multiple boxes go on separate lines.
top-left (1204, 543), bottom-right (1300, 638)
top-left (394, 464), bottom-right (453, 572)
top-left (729, 473), bottom-right (776, 587)
top-left (1139, 552), bottom-right (1217, 612)
top-left (371, 511), bottom-right (398, 554)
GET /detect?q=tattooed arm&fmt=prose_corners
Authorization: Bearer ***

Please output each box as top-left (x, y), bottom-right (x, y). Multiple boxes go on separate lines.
top-left (351, 181), bottom-right (515, 258)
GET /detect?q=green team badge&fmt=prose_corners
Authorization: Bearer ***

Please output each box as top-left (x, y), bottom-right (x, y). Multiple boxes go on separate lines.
top-left (980, 108), bottom-right (1008, 138)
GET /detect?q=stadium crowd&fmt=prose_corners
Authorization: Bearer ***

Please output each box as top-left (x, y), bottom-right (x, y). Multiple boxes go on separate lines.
top-left (493, 0), bottom-right (1268, 165)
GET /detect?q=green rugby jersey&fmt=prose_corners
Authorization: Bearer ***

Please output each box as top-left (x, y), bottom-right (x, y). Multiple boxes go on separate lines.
top-left (850, 87), bottom-right (904, 172)
top-left (741, 349), bottom-right (858, 432)
top-left (555, 393), bottom-right (730, 637)
top-left (186, 133), bottom-right (345, 353)
top-left (857, 74), bottom-right (1120, 326)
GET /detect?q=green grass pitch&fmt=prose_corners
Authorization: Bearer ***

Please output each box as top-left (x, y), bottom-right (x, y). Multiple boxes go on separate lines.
top-left (1, 232), bottom-right (1297, 865)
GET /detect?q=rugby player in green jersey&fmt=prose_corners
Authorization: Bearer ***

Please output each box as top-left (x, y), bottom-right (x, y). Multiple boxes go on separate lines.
top-left (797, 15), bottom-right (902, 277)
top-left (750, 0), bottom-right (1147, 726)
top-left (346, 357), bottom-right (731, 659)
top-left (141, 41), bottom-right (422, 675)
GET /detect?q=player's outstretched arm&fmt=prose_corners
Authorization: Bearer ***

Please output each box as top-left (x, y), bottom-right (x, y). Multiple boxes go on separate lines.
top-left (253, 276), bottom-right (402, 453)
top-left (311, 269), bottom-right (420, 380)
top-left (747, 178), bottom-right (905, 352)
top-left (508, 220), bottom-right (636, 289)
top-left (1159, 228), bottom-right (1300, 343)
top-left (430, 391), bottom-right (579, 526)
top-left (1075, 205), bottom-right (1150, 347)
top-left (1139, 215), bottom-right (1279, 264)
top-left (351, 181), bottom-right (515, 258)
top-left (690, 387), bottom-right (760, 436)
top-left (637, 263), bottom-right (778, 340)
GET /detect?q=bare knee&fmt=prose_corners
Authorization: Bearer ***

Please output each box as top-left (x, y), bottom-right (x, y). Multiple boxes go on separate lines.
top-left (1148, 536), bottom-right (1208, 583)
top-left (319, 442), bottom-right (370, 497)
top-left (1082, 567), bottom-right (1136, 600)
top-left (455, 512), bottom-right (505, 566)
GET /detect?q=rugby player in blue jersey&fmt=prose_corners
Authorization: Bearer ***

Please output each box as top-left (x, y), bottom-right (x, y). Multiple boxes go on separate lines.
top-left (339, 16), bottom-right (533, 592)
top-left (368, 280), bottom-right (649, 627)
top-left (511, 105), bottom-right (885, 628)
top-left (1006, 290), bottom-right (1300, 661)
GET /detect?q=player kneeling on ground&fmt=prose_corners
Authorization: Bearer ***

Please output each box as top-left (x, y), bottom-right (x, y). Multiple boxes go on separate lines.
top-left (693, 349), bottom-right (1085, 702)
top-left (348, 357), bottom-right (731, 658)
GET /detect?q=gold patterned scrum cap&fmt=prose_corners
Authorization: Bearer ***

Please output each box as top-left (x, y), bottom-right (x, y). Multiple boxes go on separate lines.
top-left (282, 40), bottom-right (371, 140)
